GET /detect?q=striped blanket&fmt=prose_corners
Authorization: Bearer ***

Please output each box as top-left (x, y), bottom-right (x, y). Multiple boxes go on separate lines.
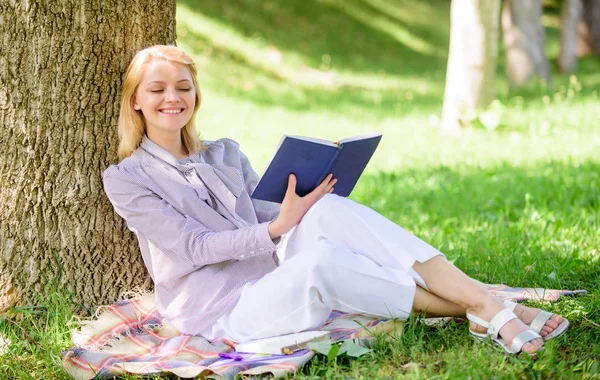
top-left (63, 285), bottom-right (585, 379)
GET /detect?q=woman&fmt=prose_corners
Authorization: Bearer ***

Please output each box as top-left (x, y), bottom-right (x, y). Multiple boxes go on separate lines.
top-left (103, 45), bottom-right (568, 356)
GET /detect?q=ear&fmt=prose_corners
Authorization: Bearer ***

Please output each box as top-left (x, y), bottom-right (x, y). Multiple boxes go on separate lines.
top-left (132, 96), bottom-right (141, 110)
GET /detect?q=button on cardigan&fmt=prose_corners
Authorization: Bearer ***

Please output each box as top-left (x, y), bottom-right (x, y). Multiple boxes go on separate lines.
top-left (103, 136), bottom-right (280, 335)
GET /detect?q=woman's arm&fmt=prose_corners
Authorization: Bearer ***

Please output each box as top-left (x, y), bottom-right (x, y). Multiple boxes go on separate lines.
top-left (268, 173), bottom-right (337, 239)
top-left (219, 138), bottom-right (336, 239)
top-left (103, 168), bottom-right (278, 267)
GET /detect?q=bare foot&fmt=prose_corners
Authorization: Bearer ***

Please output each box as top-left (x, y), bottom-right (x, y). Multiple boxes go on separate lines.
top-left (510, 303), bottom-right (564, 338)
top-left (468, 301), bottom-right (544, 355)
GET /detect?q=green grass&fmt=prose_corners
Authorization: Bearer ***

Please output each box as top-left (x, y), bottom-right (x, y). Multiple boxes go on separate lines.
top-left (0, 289), bottom-right (75, 379)
top-left (2, 0), bottom-right (600, 378)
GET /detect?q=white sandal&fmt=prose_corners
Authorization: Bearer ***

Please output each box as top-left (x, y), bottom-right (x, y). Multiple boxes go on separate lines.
top-left (503, 300), bottom-right (570, 341)
top-left (466, 308), bottom-right (543, 355)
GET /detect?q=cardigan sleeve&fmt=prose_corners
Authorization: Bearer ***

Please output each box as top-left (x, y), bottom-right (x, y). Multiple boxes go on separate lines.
top-left (103, 165), bottom-right (278, 268)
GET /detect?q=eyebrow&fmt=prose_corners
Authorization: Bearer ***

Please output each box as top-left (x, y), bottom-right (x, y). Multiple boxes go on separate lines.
top-left (147, 79), bottom-right (192, 85)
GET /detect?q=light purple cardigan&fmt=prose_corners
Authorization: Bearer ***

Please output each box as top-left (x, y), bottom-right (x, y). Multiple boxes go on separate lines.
top-left (103, 136), bottom-right (280, 335)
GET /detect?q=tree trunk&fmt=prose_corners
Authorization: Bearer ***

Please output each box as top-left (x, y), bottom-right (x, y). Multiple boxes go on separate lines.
top-left (559, 0), bottom-right (584, 73)
top-left (442, 0), bottom-right (501, 133)
top-left (502, 0), bottom-right (550, 88)
top-left (0, 0), bottom-right (176, 313)
top-left (578, 0), bottom-right (600, 56)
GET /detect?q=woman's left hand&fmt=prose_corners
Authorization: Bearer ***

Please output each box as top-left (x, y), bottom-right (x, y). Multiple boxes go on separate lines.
top-left (268, 173), bottom-right (337, 239)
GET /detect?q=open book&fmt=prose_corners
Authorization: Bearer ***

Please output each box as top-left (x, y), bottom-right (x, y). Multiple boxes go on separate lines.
top-left (234, 330), bottom-right (330, 355)
top-left (251, 133), bottom-right (382, 203)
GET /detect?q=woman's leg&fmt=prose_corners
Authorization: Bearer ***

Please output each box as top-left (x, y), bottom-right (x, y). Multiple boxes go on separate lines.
top-left (284, 194), bottom-right (442, 273)
top-left (413, 286), bottom-right (465, 317)
top-left (412, 285), bottom-right (563, 338)
top-left (222, 240), bottom-right (420, 342)
top-left (294, 195), bottom-right (544, 353)
top-left (413, 256), bottom-right (543, 354)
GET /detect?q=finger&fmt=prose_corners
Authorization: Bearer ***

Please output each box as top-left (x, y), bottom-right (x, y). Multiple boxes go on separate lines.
top-left (317, 176), bottom-right (333, 196)
top-left (306, 174), bottom-right (334, 201)
top-left (285, 174), bottom-right (297, 197)
top-left (319, 174), bottom-right (333, 189)
top-left (324, 177), bottom-right (337, 193)
top-left (306, 178), bottom-right (328, 201)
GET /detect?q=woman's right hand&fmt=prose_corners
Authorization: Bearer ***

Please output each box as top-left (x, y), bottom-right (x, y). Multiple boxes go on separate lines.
top-left (268, 173), bottom-right (337, 239)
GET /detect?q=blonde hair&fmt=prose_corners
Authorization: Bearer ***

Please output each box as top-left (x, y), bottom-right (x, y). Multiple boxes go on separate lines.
top-left (117, 45), bottom-right (204, 160)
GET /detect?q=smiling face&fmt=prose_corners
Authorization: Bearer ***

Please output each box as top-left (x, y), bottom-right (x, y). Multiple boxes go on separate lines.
top-left (133, 59), bottom-right (196, 138)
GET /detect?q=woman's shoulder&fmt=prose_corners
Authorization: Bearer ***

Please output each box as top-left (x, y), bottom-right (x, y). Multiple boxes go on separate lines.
top-left (201, 138), bottom-right (245, 162)
top-left (103, 149), bottom-right (149, 182)
top-left (203, 137), bottom-right (241, 152)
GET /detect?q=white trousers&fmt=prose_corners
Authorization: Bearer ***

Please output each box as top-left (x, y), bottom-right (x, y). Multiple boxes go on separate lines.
top-left (205, 194), bottom-right (444, 342)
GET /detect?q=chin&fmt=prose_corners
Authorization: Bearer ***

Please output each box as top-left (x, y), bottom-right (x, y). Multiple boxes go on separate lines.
top-left (170, 125), bottom-right (188, 131)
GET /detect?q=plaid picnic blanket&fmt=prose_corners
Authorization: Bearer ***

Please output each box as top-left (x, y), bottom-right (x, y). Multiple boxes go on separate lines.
top-left (63, 285), bottom-right (586, 379)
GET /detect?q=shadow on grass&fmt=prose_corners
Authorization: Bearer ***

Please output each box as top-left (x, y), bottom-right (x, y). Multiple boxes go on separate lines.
top-left (176, 0), bottom-right (600, 114)
top-left (176, 0), bottom-right (449, 115)
top-left (178, 0), bottom-right (448, 74)
top-left (182, 26), bottom-right (445, 116)
top-left (353, 159), bottom-right (600, 290)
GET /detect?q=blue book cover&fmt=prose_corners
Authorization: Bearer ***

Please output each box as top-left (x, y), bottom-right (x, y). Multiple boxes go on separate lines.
top-left (251, 133), bottom-right (382, 203)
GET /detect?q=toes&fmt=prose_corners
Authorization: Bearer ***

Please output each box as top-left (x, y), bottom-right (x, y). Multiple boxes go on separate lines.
top-left (522, 338), bottom-right (544, 355)
top-left (542, 314), bottom-right (562, 333)
top-left (469, 321), bottom-right (487, 334)
top-left (550, 314), bottom-right (563, 325)
top-left (546, 320), bottom-right (559, 329)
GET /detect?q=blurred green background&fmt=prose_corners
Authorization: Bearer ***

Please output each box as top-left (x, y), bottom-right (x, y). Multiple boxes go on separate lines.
top-left (177, 0), bottom-right (600, 173)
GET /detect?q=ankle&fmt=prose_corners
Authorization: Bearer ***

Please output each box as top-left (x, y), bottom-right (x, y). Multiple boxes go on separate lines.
top-left (466, 296), bottom-right (502, 318)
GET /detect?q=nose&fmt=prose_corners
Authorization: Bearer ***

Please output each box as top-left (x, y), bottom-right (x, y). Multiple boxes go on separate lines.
top-left (165, 88), bottom-right (180, 103)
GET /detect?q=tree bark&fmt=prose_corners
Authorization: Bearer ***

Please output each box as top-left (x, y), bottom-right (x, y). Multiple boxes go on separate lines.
top-left (0, 0), bottom-right (176, 313)
top-left (578, 0), bottom-right (600, 56)
top-left (442, 0), bottom-right (501, 133)
top-left (502, 0), bottom-right (550, 88)
top-left (559, 0), bottom-right (584, 73)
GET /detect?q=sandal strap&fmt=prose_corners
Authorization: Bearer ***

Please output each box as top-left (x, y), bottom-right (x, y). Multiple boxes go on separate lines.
top-left (504, 300), bottom-right (554, 334)
top-left (466, 308), bottom-right (518, 340)
top-left (487, 308), bottom-right (518, 340)
top-left (465, 312), bottom-right (491, 329)
top-left (529, 310), bottom-right (552, 333)
top-left (503, 300), bottom-right (518, 312)
top-left (509, 329), bottom-right (542, 353)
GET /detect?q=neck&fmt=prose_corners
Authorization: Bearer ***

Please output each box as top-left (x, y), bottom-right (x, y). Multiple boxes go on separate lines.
top-left (146, 129), bottom-right (188, 159)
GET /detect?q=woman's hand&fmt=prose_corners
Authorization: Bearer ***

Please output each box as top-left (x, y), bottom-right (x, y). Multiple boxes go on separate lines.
top-left (268, 173), bottom-right (337, 239)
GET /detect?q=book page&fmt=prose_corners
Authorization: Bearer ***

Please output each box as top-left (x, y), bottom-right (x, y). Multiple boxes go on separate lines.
top-left (338, 132), bottom-right (382, 144)
top-left (276, 133), bottom-right (381, 149)
top-left (287, 135), bottom-right (338, 147)
top-left (269, 135), bottom-right (337, 160)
